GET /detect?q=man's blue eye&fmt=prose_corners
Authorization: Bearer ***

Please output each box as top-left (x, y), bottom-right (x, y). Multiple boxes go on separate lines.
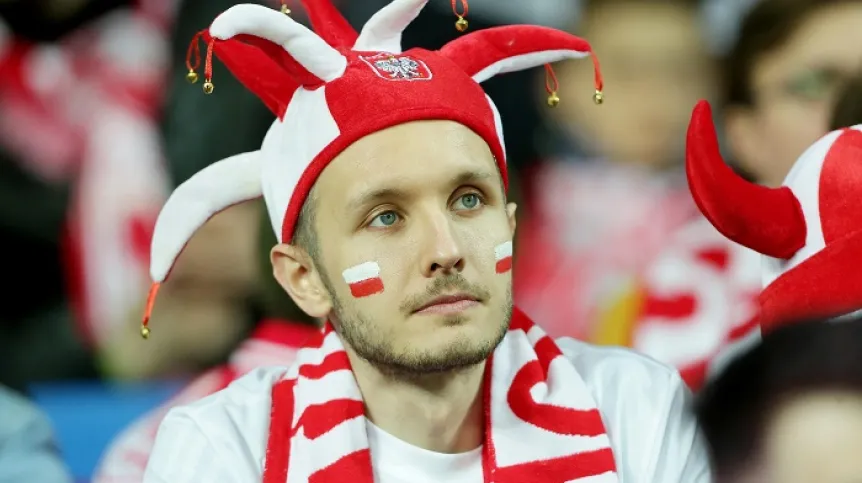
top-left (370, 211), bottom-right (399, 227)
top-left (455, 193), bottom-right (482, 210)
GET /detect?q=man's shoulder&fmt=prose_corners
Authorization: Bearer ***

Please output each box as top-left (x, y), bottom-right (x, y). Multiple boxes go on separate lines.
top-left (555, 338), bottom-right (709, 480)
top-left (165, 366), bottom-right (289, 424)
top-left (554, 337), bottom-right (688, 425)
top-left (145, 367), bottom-right (291, 482)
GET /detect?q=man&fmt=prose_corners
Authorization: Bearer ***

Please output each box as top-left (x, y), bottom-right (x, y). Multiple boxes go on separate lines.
top-left (142, 1), bottom-right (710, 481)
top-left (515, 0), bottom-right (756, 391)
top-left (722, 0), bottom-right (862, 187)
top-left (545, 0), bottom-right (714, 169)
top-left (695, 317), bottom-right (862, 483)
top-left (515, 0), bottom-right (717, 340)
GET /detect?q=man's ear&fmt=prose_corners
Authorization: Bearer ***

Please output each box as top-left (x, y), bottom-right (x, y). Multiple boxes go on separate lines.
top-left (271, 244), bottom-right (331, 318)
top-left (506, 202), bottom-right (517, 235)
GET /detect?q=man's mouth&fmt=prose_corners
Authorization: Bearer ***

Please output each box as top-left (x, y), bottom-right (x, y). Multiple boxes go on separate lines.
top-left (413, 293), bottom-right (480, 315)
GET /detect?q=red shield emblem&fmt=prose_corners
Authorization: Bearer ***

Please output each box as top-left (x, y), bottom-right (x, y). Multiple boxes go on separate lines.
top-left (359, 53), bottom-right (433, 81)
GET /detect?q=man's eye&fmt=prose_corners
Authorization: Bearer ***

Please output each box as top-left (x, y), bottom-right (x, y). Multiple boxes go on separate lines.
top-left (369, 211), bottom-right (399, 227)
top-left (453, 193), bottom-right (483, 210)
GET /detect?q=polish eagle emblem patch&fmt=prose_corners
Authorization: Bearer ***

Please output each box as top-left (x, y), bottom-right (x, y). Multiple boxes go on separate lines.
top-left (359, 53), bottom-right (433, 81)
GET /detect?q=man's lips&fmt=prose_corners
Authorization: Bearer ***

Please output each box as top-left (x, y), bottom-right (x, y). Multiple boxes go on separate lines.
top-left (413, 293), bottom-right (480, 315)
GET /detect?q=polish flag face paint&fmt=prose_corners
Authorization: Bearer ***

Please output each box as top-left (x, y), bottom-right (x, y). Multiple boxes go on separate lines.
top-left (342, 261), bottom-right (384, 298)
top-left (494, 241), bottom-right (513, 274)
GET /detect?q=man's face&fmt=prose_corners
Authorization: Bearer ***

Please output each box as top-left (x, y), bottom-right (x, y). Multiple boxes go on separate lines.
top-left (727, 3), bottom-right (862, 187)
top-left (294, 120), bottom-right (515, 375)
top-left (761, 391), bottom-right (862, 483)
top-left (552, 2), bottom-right (715, 168)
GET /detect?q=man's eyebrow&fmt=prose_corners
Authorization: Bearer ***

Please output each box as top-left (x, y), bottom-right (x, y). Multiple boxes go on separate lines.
top-left (346, 187), bottom-right (412, 213)
top-left (451, 170), bottom-right (495, 186)
top-left (345, 170), bottom-right (498, 213)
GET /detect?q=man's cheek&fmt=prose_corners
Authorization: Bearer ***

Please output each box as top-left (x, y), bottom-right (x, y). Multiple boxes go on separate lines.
top-left (494, 240), bottom-right (513, 274)
top-left (342, 261), bottom-right (385, 298)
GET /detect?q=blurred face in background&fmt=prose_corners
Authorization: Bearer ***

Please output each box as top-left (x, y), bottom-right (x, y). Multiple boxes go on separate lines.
top-left (550, 1), bottom-right (715, 169)
top-left (761, 391), bottom-right (862, 483)
top-left (726, 2), bottom-right (862, 187)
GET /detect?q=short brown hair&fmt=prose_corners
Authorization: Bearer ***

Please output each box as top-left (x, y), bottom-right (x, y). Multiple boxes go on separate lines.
top-left (256, 200), bottom-right (317, 324)
top-left (724, 0), bottom-right (854, 107)
top-left (830, 71), bottom-right (862, 129)
top-left (291, 191), bottom-right (319, 262)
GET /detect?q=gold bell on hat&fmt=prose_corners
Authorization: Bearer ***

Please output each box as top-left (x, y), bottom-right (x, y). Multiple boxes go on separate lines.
top-left (593, 89), bottom-right (604, 105)
top-left (544, 64), bottom-right (560, 107)
top-left (455, 16), bottom-right (468, 32)
top-left (203, 80), bottom-right (214, 94)
top-left (186, 69), bottom-right (199, 83)
top-left (452, 0), bottom-right (468, 31)
top-left (140, 283), bottom-right (160, 340)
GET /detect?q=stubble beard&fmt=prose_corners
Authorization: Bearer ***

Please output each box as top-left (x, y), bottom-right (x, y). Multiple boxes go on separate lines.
top-left (319, 268), bottom-right (513, 379)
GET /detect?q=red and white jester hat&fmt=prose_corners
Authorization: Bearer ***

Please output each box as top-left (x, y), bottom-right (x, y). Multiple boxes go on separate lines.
top-left (139, 0), bottom-right (603, 337)
top-left (686, 101), bottom-right (862, 331)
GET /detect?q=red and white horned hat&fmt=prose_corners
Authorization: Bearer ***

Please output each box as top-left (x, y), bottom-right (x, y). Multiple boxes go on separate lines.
top-left (686, 100), bottom-right (862, 331)
top-left (139, 0), bottom-right (602, 337)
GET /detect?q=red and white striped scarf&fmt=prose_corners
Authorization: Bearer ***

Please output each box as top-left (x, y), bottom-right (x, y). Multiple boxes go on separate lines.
top-left (262, 307), bottom-right (619, 483)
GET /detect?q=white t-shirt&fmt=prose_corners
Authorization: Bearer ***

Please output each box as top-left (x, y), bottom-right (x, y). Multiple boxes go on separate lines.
top-left (143, 338), bottom-right (712, 482)
top-left (367, 420), bottom-right (482, 483)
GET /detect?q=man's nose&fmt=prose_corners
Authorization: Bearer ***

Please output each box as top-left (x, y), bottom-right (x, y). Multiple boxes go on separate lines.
top-left (420, 212), bottom-right (465, 277)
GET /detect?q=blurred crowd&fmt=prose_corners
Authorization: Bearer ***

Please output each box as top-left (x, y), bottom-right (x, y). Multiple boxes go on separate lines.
top-left (1, 0), bottom-right (861, 481)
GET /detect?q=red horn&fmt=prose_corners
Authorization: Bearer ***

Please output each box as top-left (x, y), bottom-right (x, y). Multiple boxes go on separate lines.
top-left (686, 101), bottom-right (806, 259)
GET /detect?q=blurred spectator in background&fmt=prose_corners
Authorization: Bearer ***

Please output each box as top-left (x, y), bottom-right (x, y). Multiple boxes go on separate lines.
top-left (542, 0), bottom-right (714, 169)
top-left (830, 69), bottom-right (862, 129)
top-left (657, 0), bottom-right (862, 388)
top-left (722, 0), bottom-right (862, 187)
top-left (0, 0), bottom-right (315, 386)
top-left (695, 317), bottom-right (862, 483)
top-left (0, 0), bottom-right (174, 390)
top-left (512, 0), bottom-right (722, 371)
top-left (97, 0), bottom-right (282, 381)
top-left (98, 201), bottom-right (262, 380)
top-left (94, 200), bottom-right (320, 480)
top-left (0, 384), bottom-right (73, 483)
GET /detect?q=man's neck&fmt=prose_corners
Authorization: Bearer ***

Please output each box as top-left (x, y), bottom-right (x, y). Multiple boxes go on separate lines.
top-left (347, 351), bottom-right (486, 454)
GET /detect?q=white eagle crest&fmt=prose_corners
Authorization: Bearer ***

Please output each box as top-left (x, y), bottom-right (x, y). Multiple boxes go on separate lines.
top-left (373, 56), bottom-right (422, 79)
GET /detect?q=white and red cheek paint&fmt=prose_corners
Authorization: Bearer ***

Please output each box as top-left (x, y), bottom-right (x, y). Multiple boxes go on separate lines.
top-left (494, 241), bottom-right (513, 274)
top-left (342, 261), bottom-right (384, 298)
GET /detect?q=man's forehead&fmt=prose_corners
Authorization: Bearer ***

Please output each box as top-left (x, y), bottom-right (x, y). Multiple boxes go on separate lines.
top-left (345, 119), bottom-right (491, 158)
top-left (315, 120), bottom-right (499, 202)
